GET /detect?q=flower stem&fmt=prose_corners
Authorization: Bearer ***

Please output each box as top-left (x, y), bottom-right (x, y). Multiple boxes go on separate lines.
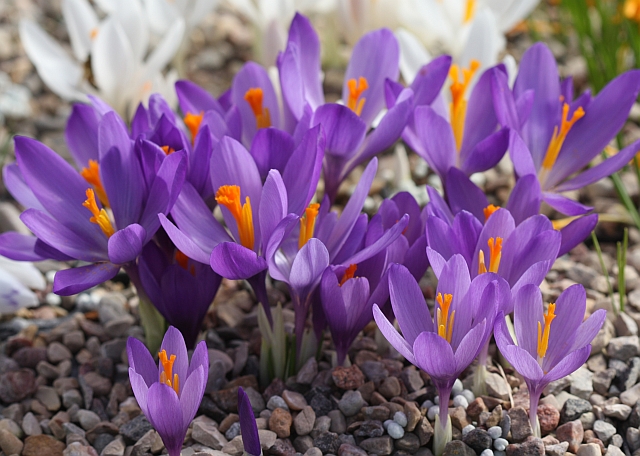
top-left (125, 264), bottom-right (166, 354)
top-left (433, 413), bottom-right (452, 456)
top-left (529, 391), bottom-right (541, 438)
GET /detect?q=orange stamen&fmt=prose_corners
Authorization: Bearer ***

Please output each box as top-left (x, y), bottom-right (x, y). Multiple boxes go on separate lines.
top-left (184, 111), bottom-right (204, 144)
top-left (215, 185), bottom-right (255, 250)
top-left (483, 204), bottom-right (500, 222)
top-left (298, 203), bottom-right (320, 250)
top-left (537, 303), bottom-right (556, 359)
top-left (90, 28), bottom-right (98, 40)
top-left (158, 349), bottom-right (180, 395)
top-left (346, 77), bottom-right (369, 116)
top-left (478, 250), bottom-right (487, 275)
top-left (82, 189), bottom-right (115, 238)
top-left (449, 60), bottom-right (480, 151)
top-left (488, 237), bottom-right (502, 273)
top-left (464, 0), bottom-right (476, 23)
top-left (80, 160), bottom-right (109, 207)
top-left (244, 88), bottom-right (271, 129)
top-left (540, 103), bottom-right (585, 180)
top-left (339, 264), bottom-right (358, 286)
top-left (161, 145), bottom-right (175, 155)
top-left (175, 250), bottom-right (196, 276)
top-left (436, 293), bottom-right (455, 343)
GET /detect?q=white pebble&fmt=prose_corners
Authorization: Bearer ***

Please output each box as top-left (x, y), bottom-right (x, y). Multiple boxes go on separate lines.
top-left (462, 424), bottom-right (475, 437)
top-left (383, 420), bottom-right (394, 429)
top-left (45, 293), bottom-right (61, 306)
top-left (452, 379), bottom-right (464, 395)
top-left (453, 395), bottom-right (469, 409)
top-left (422, 400), bottom-right (434, 409)
top-left (460, 389), bottom-right (475, 403)
top-left (387, 421), bottom-right (405, 439)
top-left (45, 270), bottom-right (57, 284)
top-left (427, 405), bottom-right (439, 421)
top-left (481, 450), bottom-right (494, 456)
top-left (394, 412), bottom-right (408, 427)
top-left (434, 395), bottom-right (440, 405)
top-left (488, 426), bottom-right (502, 440)
top-left (494, 438), bottom-right (508, 451)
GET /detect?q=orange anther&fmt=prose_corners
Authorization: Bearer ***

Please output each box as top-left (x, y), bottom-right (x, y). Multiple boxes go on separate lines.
top-left (346, 77), bottom-right (369, 116)
top-left (339, 264), bottom-right (358, 286)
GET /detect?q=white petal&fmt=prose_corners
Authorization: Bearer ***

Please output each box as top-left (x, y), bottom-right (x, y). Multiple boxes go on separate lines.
top-left (143, 18), bottom-right (184, 77)
top-left (92, 17), bottom-right (135, 112)
top-left (19, 20), bottom-right (87, 101)
top-left (0, 269), bottom-right (39, 313)
top-left (225, 0), bottom-right (260, 25)
top-left (459, 7), bottom-right (504, 69)
top-left (143, 0), bottom-right (179, 35)
top-left (62, 0), bottom-right (99, 61)
top-left (502, 54), bottom-right (518, 88)
top-left (0, 256), bottom-right (46, 290)
top-left (108, 0), bottom-right (149, 63)
top-left (187, 0), bottom-right (220, 29)
top-left (397, 28), bottom-right (431, 84)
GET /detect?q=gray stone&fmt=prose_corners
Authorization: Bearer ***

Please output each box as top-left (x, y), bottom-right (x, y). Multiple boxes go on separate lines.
top-left (606, 445), bottom-right (625, 456)
top-left (396, 433), bottom-right (421, 452)
top-left (282, 390), bottom-right (307, 411)
top-left (462, 428), bottom-right (492, 453)
top-left (394, 411), bottom-right (408, 427)
top-left (328, 410), bottom-right (346, 434)
top-left (119, 415), bottom-right (153, 444)
top-left (244, 387), bottom-right (266, 414)
top-left (508, 407), bottom-right (532, 442)
top-left (314, 432), bottom-right (340, 454)
top-left (621, 382), bottom-right (640, 406)
top-left (607, 336), bottom-right (639, 361)
top-left (545, 442), bottom-right (569, 456)
top-left (99, 436), bottom-right (125, 456)
top-left (22, 412), bottom-right (41, 436)
top-left (570, 367), bottom-right (593, 399)
top-left (592, 369), bottom-right (616, 395)
top-left (576, 443), bottom-right (601, 456)
top-left (293, 406), bottom-right (315, 436)
top-left (62, 389), bottom-right (83, 409)
top-left (603, 404), bottom-right (632, 420)
top-left (338, 390), bottom-right (364, 417)
top-left (305, 448), bottom-right (323, 456)
top-left (47, 341), bottom-right (72, 363)
top-left (486, 373), bottom-right (510, 400)
top-left (580, 412), bottom-right (596, 430)
top-left (561, 398), bottom-right (593, 423)
top-left (628, 427), bottom-right (640, 452)
top-left (310, 415), bottom-right (331, 439)
top-left (593, 420), bottom-right (616, 442)
top-left (614, 312), bottom-right (638, 336)
top-left (0, 428), bottom-right (23, 455)
top-left (442, 440), bottom-right (476, 456)
top-left (192, 421), bottom-right (228, 450)
top-left (77, 410), bottom-right (101, 431)
top-left (35, 386), bottom-right (61, 411)
top-left (297, 358), bottom-right (318, 385)
top-left (359, 435), bottom-right (393, 455)
top-left (225, 422), bottom-right (241, 440)
top-left (267, 395), bottom-right (289, 411)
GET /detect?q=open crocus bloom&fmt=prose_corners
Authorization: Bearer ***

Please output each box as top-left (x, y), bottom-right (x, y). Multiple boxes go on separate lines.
top-left (0, 255), bottom-right (45, 313)
top-left (374, 259), bottom-right (503, 454)
top-left (238, 387), bottom-right (262, 456)
top-left (20, 0), bottom-right (184, 118)
top-left (0, 111), bottom-right (187, 295)
top-left (128, 326), bottom-right (208, 456)
top-left (494, 284), bottom-right (605, 435)
top-left (509, 42), bottom-right (640, 216)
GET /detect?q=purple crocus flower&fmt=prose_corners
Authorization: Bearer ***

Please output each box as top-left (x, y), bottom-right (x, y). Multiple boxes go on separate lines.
top-left (127, 326), bottom-right (208, 456)
top-left (160, 127), bottom-right (324, 323)
top-left (0, 112), bottom-right (187, 295)
top-left (403, 61), bottom-right (513, 183)
top-left (374, 259), bottom-right (505, 454)
top-left (137, 242), bottom-right (221, 349)
top-left (507, 42), bottom-right (640, 215)
top-left (265, 158), bottom-right (408, 348)
top-left (238, 387), bottom-right (261, 456)
top-left (426, 207), bottom-right (561, 307)
top-left (278, 14), bottom-right (414, 202)
top-left (430, 160), bottom-right (598, 256)
top-left (494, 284), bottom-right (605, 435)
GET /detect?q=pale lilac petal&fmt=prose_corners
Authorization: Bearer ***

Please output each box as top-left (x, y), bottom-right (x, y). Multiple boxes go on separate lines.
top-left (543, 192), bottom-right (592, 216)
top-left (311, 104), bottom-right (367, 158)
top-left (289, 238), bottom-right (329, 297)
top-left (543, 345), bottom-right (591, 384)
top-left (505, 175), bottom-right (542, 225)
top-left (453, 321), bottom-right (487, 372)
top-left (108, 224), bottom-right (146, 264)
top-left (389, 264), bottom-right (433, 345)
top-left (129, 368), bottom-right (150, 416)
top-left (571, 309), bottom-right (606, 352)
top-left (127, 336), bottom-right (158, 386)
top-left (53, 262), bottom-right (120, 295)
top-left (146, 383), bottom-right (184, 456)
top-left (210, 243), bottom-right (267, 280)
top-left (509, 130), bottom-right (537, 178)
top-left (500, 344), bottom-right (544, 381)
top-left (259, 170), bottom-right (288, 250)
top-left (412, 106), bottom-right (455, 179)
top-left (180, 365), bottom-right (206, 428)
top-left (412, 332), bottom-right (456, 382)
top-left (445, 167), bottom-right (488, 221)
top-left (159, 326), bottom-right (189, 391)
top-left (373, 304), bottom-right (416, 365)
top-left (559, 214), bottom-right (598, 256)
top-left (513, 284), bottom-right (543, 357)
top-left (461, 128), bottom-right (509, 175)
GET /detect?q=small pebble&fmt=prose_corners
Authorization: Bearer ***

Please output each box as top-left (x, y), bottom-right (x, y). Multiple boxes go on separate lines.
top-left (488, 426), bottom-right (502, 440)
top-left (387, 422), bottom-right (405, 439)
top-left (384, 420), bottom-right (394, 429)
top-left (453, 396), bottom-right (469, 409)
top-left (45, 270), bottom-right (56, 283)
top-left (422, 400), bottom-right (434, 409)
top-left (459, 389), bottom-right (475, 403)
top-left (452, 379), bottom-right (463, 395)
top-left (267, 396), bottom-right (289, 411)
top-left (434, 396), bottom-right (440, 405)
top-left (427, 405), bottom-right (439, 421)
top-left (45, 293), bottom-right (61, 306)
top-left (481, 450), bottom-right (494, 456)
top-left (494, 451), bottom-right (505, 456)
top-left (394, 412), bottom-right (408, 427)
top-left (225, 422), bottom-right (241, 440)
top-left (494, 438), bottom-right (508, 451)
top-left (463, 425), bottom-right (475, 437)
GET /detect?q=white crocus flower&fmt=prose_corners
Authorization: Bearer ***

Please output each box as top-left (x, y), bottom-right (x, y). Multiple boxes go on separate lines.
top-left (20, 0), bottom-right (184, 118)
top-left (226, 0), bottom-right (336, 65)
top-left (0, 256), bottom-right (45, 314)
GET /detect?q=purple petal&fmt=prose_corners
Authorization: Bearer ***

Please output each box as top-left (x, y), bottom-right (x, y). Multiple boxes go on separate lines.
top-left (558, 214), bottom-right (598, 256)
top-left (513, 284), bottom-right (543, 357)
top-left (451, 211), bottom-right (483, 268)
top-left (344, 28), bottom-right (399, 127)
top-left (160, 326), bottom-right (189, 391)
top-left (159, 215), bottom-right (212, 265)
top-left (108, 224), bottom-right (146, 264)
top-left (180, 365), bottom-right (206, 429)
top-left (410, 55), bottom-right (452, 107)
top-left (320, 268), bottom-right (349, 337)
top-left (146, 383), bottom-right (185, 456)
top-left (445, 167), bottom-right (488, 221)
top-left (98, 111), bottom-right (132, 160)
top-left (543, 284), bottom-right (586, 369)
top-left (188, 341), bottom-right (209, 377)
top-left (461, 128), bottom-right (509, 175)
top-left (250, 128), bottom-right (295, 179)
top-left (509, 130), bottom-right (537, 178)
top-left (175, 80), bottom-right (223, 116)
top-left (453, 320), bottom-right (487, 372)
top-left (129, 369), bottom-right (150, 416)
top-left (210, 242), bottom-right (267, 280)
top-left (290, 238), bottom-right (330, 298)
top-left (53, 262), bottom-right (120, 295)
top-left (389, 264), bottom-right (433, 345)
top-left (127, 336), bottom-right (158, 387)
top-left (505, 175), bottom-right (541, 225)
top-left (491, 67), bottom-right (519, 131)
top-left (426, 216), bottom-right (456, 263)
top-left (312, 104), bottom-right (367, 158)
top-left (238, 387), bottom-right (261, 456)
top-left (412, 106), bottom-right (455, 179)
top-left (471, 209), bottom-right (515, 276)
top-left (65, 103), bottom-right (100, 167)
top-left (542, 192), bottom-right (592, 216)
top-left (0, 233), bottom-right (56, 261)
top-left (100, 145), bottom-right (144, 228)
top-left (343, 215), bottom-right (409, 266)
top-left (259, 170), bottom-right (288, 250)
top-left (3, 163), bottom-right (46, 212)
top-left (413, 332), bottom-right (456, 383)
top-left (543, 345), bottom-right (591, 384)
top-left (373, 304), bottom-right (416, 364)
top-left (572, 309), bottom-right (606, 352)
top-left (500, 344), bottom-right (544, 382)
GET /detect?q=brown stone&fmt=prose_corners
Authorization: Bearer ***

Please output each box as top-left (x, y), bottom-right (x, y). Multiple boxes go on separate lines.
top-left (404, 401), bottom-right (421, 432)
top-left (332, 365), bottom-right (365, 390)
top-left (211, 386), bottom-right (239, 412)
top-left (0, 368), bottom-right (37, 402)
top-left (379, 376), bottom-right (402, 399)
top-left (450, 406), bottom-right (470, 430)
top-left (467, 397), bottom-right (489, 420)
top-left (556, 420), bottom-right (584, 453)
top-left (0, 428), bottom-right (23, 455)
top-left (219, 413), bottom-right (239, 433)
top-left (22, 435), bottom-right (65, 456)
top-left (509, 406), bottom-right (533, 442)
top-left (269, 408), bottom-right (292, 438)
top-left (282, 390), bottom-right (307, 411)
top-left (538, 403), bottom-right (560, 436)
top-left (415, 416), bottom-right (434, 445)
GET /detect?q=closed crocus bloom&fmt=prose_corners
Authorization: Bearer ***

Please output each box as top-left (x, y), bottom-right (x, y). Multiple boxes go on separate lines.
top-left (0, 255), bottom-right (45, 313)
top-left (127, 326), bottom-right (208, 456)
top-left (238, 387), bottom-right (261, 456)
top-left (374, 259), bottom-right (504, 455)
top-left (509, 43), bottom-right (640, 216)
top-left (494, 284), bottom-right (605, 436)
